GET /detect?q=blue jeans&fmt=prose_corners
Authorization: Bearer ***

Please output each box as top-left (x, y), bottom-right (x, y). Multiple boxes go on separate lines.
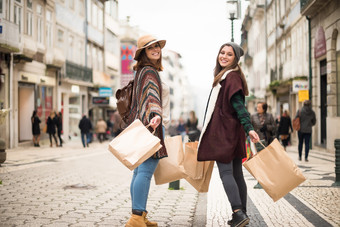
top-left (130, 157), bottom-right (159, 212)
top-left (298, 132), bottom-right (311, 159)
top-left (81, 132), bottom-right (90, 147)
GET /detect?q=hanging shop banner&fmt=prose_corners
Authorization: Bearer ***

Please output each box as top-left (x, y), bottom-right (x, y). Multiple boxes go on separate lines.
top-left (314, 27), bottom-right (326, 59)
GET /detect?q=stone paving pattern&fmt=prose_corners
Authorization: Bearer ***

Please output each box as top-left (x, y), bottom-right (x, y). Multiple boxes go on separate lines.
top-left (0, 140), bottom-right (339, 226)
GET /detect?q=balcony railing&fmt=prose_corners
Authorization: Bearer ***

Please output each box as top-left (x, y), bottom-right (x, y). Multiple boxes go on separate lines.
top-left (0, 20), bottom-right (20, 53)
top-left (65, 61), bottom-right (92, 83)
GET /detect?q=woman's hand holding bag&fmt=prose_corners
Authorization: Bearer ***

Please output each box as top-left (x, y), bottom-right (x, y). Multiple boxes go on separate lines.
top-left (108, 119), bottom-right (162, 171)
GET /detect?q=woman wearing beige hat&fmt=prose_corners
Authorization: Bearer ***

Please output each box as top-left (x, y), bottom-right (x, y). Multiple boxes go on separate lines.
top-left (125, 34), bottom-right (168, 227)
top-left (197, 42), bottom-right (260, 227)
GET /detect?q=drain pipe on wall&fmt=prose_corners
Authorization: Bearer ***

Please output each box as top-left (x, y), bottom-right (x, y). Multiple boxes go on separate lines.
top-left (306, 16), bottom-right (312, 149)
top-left (307, 16), bottom-right (312, 101)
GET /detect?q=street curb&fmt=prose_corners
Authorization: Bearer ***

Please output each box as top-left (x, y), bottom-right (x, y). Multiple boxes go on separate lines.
top-left (193, 192), bottom-right (207, 226)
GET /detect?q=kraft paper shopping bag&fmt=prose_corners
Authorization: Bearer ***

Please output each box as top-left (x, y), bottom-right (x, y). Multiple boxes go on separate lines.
top-left (154, 135), bottom-right (186, 185)
top-left (243, 139), bottom-right (306, 202)
top-left (108, 119), bottom-right (162, 171)
top-left (185, 160), bottom-right (214, 193)
top-left (183, 141), bottom-right (204, 179)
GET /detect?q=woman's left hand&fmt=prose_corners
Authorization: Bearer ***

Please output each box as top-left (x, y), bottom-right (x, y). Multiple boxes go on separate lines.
top-left (150, 115), bottom-right (161, 131)
top-left (248, 130), bottom-right (260, 143)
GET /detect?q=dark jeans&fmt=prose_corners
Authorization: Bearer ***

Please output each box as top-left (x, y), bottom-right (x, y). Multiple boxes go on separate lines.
top-left (216, 158), bottom-right (247, 212)
top-left (81, 132), bottom-right (90, 147)
top-left (98, 133), bottom-right (105, 143)
top-left (49, 133), bottom-right (58, 146)
top-left (298, 132), bottom-right (311, 159)
top-left (57, 130), bottom-right (62, 146)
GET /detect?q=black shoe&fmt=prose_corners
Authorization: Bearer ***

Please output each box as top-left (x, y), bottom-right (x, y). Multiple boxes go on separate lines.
top-left (305, 158), bottom-right (308, 162)
top-left (230, 210), bottom-right (249, 227)
top-left (299, 157), bottom-right (302, 161)
top-left (228, 209), bottom-right (249, 226)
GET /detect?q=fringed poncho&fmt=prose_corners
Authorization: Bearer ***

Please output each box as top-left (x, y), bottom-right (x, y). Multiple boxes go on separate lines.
top-left (130, 66), bottom-right (167, 159)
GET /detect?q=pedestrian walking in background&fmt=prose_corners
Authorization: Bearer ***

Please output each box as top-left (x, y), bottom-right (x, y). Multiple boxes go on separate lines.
top-left (296, 100), bottom-right (316, 161)
top-left (176, 117), bottom-right (186, 140)
top-left (186, 110), bottom-right (201, 141)
top-left (56, 112), bottom-right (63, 147)
top-left (124, 34), bottom-right (168, 227)
top-left (197, 42), bottom-right (259, 227)
top-left (278, 110), bottom-right (293, 150)
top-left (46, 111), bottom-right (58, 147)
top-left (96, 118), bottom-right (107, 143)
top-left (31, 110), bottom-right (41, 147)
top-left (167, 119), bottom-right (178, 136)
top-left (78, 114), bottom-right (92, 148)
top-left (251, 102), bottom-right (276, 149)
top-left (106, 118), bottom-right (113, 138)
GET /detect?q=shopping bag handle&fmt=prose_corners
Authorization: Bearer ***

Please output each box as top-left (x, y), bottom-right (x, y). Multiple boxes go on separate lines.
top-left (257, 140), bottom-right (266, 149)
top-left (145, 123), bottom-right (156, 134)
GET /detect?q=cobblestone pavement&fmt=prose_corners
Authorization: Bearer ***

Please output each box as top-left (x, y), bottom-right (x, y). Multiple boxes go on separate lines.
top-left (0, 140), bottom-right (339, 226)
top-left (206, 145), bottom-right (340, 227)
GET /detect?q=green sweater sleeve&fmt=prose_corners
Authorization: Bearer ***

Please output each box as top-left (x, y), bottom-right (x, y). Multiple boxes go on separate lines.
top-left (230, 91), bottom-right (254, 135)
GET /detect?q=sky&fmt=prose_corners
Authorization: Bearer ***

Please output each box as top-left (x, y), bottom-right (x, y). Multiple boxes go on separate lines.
top-left (119, 0), bottom-right (248, 123)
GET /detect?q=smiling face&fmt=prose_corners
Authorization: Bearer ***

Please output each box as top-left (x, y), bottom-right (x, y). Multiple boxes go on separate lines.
top-left (218, 45), bottom-right (235, 68)
top-left (145, 42), bottom-right (161, 63)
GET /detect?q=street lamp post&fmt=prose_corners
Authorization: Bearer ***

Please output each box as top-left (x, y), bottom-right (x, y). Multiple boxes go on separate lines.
top-left (226, 0), bottom-right (240, 42)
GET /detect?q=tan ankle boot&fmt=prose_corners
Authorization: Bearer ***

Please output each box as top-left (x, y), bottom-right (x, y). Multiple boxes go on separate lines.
top-left (143, 212), bottom-right (158, 227)
top-left (125, 214), bottom-right (147, 227)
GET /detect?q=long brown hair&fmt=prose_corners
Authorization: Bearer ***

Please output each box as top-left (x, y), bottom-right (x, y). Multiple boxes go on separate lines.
top-left (212, 44), bottom-right (249, 96)
top-left (132, 49), bottom-right (163, 72)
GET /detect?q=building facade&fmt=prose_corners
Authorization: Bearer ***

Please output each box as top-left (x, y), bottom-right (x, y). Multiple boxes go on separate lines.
top-left (0, 0), bottom-right (121, 148)
top-left (241, 0), bottom-right (340, 152)
top-left (301, 0), bottom-right (340, 151)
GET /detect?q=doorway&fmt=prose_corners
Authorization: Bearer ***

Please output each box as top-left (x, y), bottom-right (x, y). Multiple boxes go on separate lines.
top-left (320, 59), bottom-right (327, 146)
top-left (19, 84), bottom-right (35, 141)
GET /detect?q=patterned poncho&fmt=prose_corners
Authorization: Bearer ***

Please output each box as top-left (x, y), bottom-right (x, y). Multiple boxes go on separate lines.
top-left (129, 66), bottom-right (167, 159)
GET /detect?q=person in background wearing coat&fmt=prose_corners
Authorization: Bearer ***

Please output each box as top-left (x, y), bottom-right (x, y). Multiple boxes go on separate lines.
top-left (197, 42), bottom-right (259, 227)
top-left (278, 110), bottom-right (293, 150)
top-left (124, 35), bottom-right (168, 227)
top-left (96, 118), bottom-right (107, 143)
top-left (31, 110), bottom-right (41, 147)
top-left (46, 111), bottom-right (58, 147)
top-left (186, 110), bottom-right (200, 141)
top-left (296, 100), bottom-right (316, 161)
top-left (78, 114), bottom-right (92, 148)
top-left (56, 112), bottom-right (63, 147)
top-left (251, 102), bottom-right (276, 149)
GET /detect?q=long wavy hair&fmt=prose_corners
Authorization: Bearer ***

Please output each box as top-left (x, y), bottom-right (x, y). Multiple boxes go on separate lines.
top-left (212, 43), bottom-right (249, 96)
top-left (133, 48), bottom-right (163, 72)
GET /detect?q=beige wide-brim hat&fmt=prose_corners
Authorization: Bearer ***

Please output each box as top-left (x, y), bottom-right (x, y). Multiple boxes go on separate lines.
top-left (134, 34), bottom-right (166, 60)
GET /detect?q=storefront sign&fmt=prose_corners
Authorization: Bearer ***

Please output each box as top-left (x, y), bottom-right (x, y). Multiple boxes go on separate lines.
top-left (292, 80), bottom-right (309, 93)
top-left (92, 96), bottom-right (109, 105)
top-left (99, 87), bottom-right (113, 97)
top-left (298, 90), bottom-right (309, 102)
top-left (314, 27), bottom-right (326, 58)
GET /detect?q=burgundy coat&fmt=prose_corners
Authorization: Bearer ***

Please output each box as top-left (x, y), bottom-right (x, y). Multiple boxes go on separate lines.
top-left (197, 71), bottom-right (246, 163)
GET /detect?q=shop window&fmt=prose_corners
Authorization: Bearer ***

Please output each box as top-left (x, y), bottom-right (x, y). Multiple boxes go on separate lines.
top-left (36, 86), bottom-right (53, 124)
